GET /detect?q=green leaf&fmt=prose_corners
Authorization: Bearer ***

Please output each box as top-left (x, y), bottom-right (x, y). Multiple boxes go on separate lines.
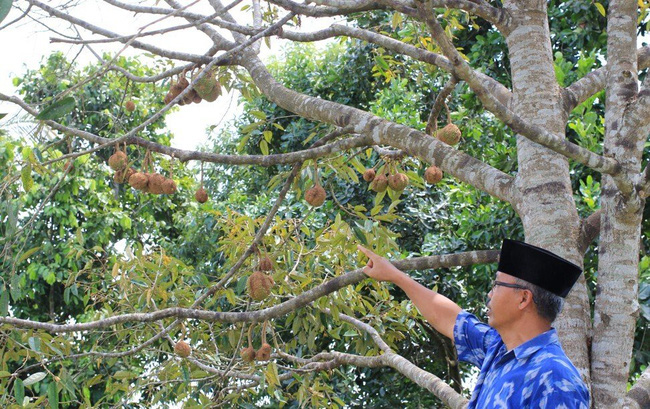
top-left (0, 0), bottom-right (12, 25)
top-left (23, 371), bottom-right (46, 386)
top-left (28, 337), bottom-right (41, 353)
top-left (18, 246), bottom-right (41, 263)
top-left (48, 382), bottom-right (59, 409)
top-left (250, 110), bottom-right (266, 120)
top-left (36, 97), bottom-right (76, 121)
top-left (0, 113), bottom-right (7, 120)
top-left (260, 140), bottom-right (269, 155)
top-left (0, 287), bottom-right (8, 315)
top-left (21, 164), bottom-right (32, 192)
top-left (594, 2), bottom-right (606, 17)
top-left (14, 378), bottom-right (24, 405)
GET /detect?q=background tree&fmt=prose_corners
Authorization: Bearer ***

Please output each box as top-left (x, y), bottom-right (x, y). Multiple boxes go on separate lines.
top-left (0, 0), bottom-right (649, 408)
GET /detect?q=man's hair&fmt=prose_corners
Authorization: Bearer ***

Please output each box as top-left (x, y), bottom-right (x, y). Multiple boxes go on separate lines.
top-left (515, 278), bottom-right (565, 322)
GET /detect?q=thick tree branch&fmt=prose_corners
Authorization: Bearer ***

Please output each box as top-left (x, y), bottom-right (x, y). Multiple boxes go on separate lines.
top-left (242, 55), bottom-right (517, 204)
top-left (280, 23), bottom-right (511, 107)
top-left (417, 1), bottom-right (629, 188)
top-left (267, 0), bottom-right (390, 17)
top-left (0, 250), bottom-right (497, 333)
top-left (327, 310), bottom-right (468, 408)
top-left (563, 45), bottom-right (650, 113)
top-left (626, 365), bottom-right (650, 409)
top-left (577, 210), bottom-right (601, 254)
top-left (428, 0), bottom-right (511, 34)
top-left (0, 95), bottom-right (374, 165)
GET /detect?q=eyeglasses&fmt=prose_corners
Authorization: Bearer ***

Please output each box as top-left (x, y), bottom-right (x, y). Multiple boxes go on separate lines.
top-left (490, 280), bottom-right (529, 292)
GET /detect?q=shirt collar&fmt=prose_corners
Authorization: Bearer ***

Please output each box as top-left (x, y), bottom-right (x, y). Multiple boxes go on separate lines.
top-left (512, 328), bottom-right (559, 360)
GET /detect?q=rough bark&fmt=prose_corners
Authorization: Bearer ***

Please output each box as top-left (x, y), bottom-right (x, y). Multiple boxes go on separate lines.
top-left (501, 0), bottom-right (591, 385)
top-left (591, 0), bottom-right (644, 407)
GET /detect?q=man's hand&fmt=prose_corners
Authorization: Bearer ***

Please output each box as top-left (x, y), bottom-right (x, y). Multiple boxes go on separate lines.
top-left (357, 245), bottom-right (404, 283)
top-left (357, 245), bottom-right (461, 340)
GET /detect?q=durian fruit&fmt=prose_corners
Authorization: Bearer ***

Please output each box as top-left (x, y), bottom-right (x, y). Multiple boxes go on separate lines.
top-left (305, 184), bottom-right (326, 207)
top-left (363, 168), bottom-right (376, 182)
top-left (255, 321), bottom-right (272, 362)
top-left (247, 271), bottom-right (274, 301)
top-left (195, 71), bottom-right (221, 102)
top-left (195, 187), bottom-right (208, 203)
top-left (201, 82), bottom-right (221, 102)
top-left (177, 76), bottom-right (190, 90)
top-left (258, 255), bottom-right (273, 272)
top-left (174, 340), bottom-right (191, 358)
top-left (128, 172), bottom-right (149, 191)
top-left (164, 92), bottom-right (174, 105)
top-left (241, 325), bottom-right (257, 363)
top-left (436, 123), bottom-right (461, 145)
top-left (63, 160), bottom-right (75, 173)
top-left (256, 343), bottom-right (272, 361)
top-left (147, 173), bottom-right (166, 195)
top-left (125, 100), bottom-right (135, 112)
top-left (108, 149), bottom-right (128, 171)
top-left (240, 345), bottom-right (256, 362)
top-left (370, 174), bottom-right (388, 192)
top-left (424, 165), bottom-right (443, 184)
top-left (388, 173), bottom-right (409, 191)
top-left (115, 167), bottom-right (136, 184)
top-left (162, 178), bottom-right (177, 195)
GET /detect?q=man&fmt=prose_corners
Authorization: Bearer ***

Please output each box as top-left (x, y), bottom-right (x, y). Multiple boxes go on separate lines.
top-left (358, 239), bottom-right (590, 408)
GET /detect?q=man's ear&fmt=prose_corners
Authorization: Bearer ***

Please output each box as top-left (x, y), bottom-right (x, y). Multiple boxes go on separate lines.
top-left (518, 290), bottom-right (534, 310)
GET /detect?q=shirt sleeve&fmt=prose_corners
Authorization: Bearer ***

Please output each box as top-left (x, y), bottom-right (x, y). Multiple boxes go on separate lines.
top-left (453, 310), bottom-right (499, 368)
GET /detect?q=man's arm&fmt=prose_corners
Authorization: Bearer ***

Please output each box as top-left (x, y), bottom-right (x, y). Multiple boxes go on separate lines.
top-left (358, 245), bottom-right (462, 340)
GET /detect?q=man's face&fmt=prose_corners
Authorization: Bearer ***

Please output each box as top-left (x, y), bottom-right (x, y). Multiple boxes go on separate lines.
top-left (486, 272), bottom-right (526, 329)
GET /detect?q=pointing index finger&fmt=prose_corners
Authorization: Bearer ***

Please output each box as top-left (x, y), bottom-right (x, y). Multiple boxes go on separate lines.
top-left (357, 245), bottom-right (376, 259)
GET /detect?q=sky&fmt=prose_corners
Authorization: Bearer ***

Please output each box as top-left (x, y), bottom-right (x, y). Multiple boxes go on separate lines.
top-left (0, 0), bottom-right (336, 151)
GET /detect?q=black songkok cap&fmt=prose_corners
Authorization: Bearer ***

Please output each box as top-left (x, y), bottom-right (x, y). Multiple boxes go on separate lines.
top-left (497, 239), bottom-right (582, 298)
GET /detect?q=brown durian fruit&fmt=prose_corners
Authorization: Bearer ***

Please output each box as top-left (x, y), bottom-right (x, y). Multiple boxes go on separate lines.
top-left (125, 100), bottom-right (135, 112)
top-left (424, 165), bottom-right (443, 184)
top-left (247, 271), bottom-right (274, 301)
top-left (258, 256), bottom-right (273, 272)
top-left (195, 187), bottom-right (208, 203)
top-left (436, 123), bottom-right (461, 145)
top-left (63, 160), bottom-right (75, 173)
top-left (128, 172), bottom-right (149, 191)
top-left (174, 340), bottom-right (191, 358)
top-left (162, 178), bottom-right (177, 195)
top-left (108, 150), bottom-right (128, 171)
top-left (363, 168), bottom-right (376, 182)
top-left (256, 343), bottom-right (272, 361)
top-left (147, 173), bottom-right (166, 195)
top-left (170, 82), bottom-right (184, 97)
top-left (370, 174), bottom-right (388, 192)
top-left (192, 92), bottom-right (202, 104)
top-left (304, 184), bottom-right (326, 207)
top-left (240, 346), bottom-right (256, 362)
top-left (114, 167), bottom-right (136, 184)
top-left (164, 92), bottom-right (174, 105)
top-left (177, 76), bottom-right (190, 89)
top-left (182, 89), bottom-right (196, 105)
top-left (388, 173), bottom-right (409, 191)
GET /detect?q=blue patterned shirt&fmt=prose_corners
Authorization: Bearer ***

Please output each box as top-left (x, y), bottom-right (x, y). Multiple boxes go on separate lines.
top-left (453, 311), bottom-right (589, 408)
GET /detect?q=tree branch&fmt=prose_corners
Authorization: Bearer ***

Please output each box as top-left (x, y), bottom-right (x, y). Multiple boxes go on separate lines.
top-left (428, 0), bottom-right (511, 34)
top-left (27, 0), bottom-right (216, 64)
top-left (626, 365), bottom-right (650, 408)
top-left (426, 75), bottom-right (458, 135)
top-left (280, 23), bottom-right (511, 107)
top-left (563, 45), bottom-right (650, 113)
top-left (417, 1), bottom-right (628, 186)
top-left (242, 55), bottom-right (517, 204)
top-left (0, 250), bottom-right (497, 333)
